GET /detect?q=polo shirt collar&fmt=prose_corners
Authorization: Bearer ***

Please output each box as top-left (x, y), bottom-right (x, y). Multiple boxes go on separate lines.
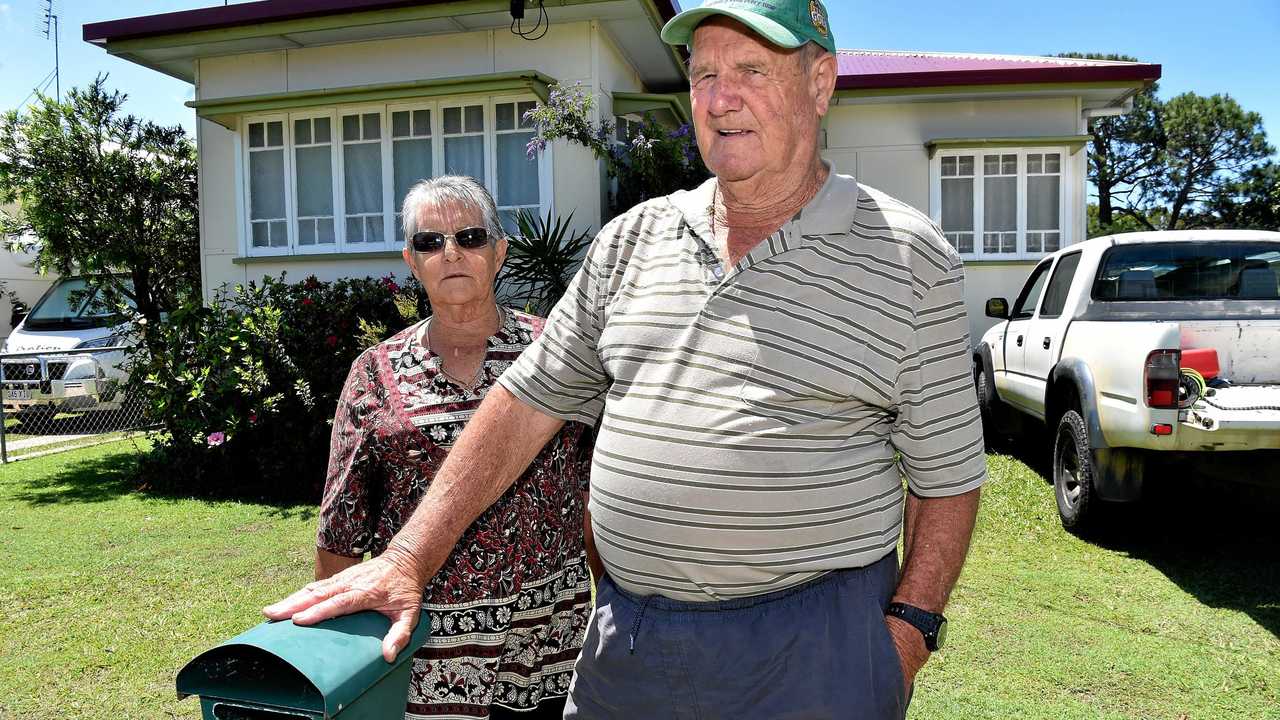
top-left (666, 163), bottom-right (858, 242)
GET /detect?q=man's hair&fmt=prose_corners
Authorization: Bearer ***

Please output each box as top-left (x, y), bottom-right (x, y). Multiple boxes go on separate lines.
top-left (797, 41), bottom-right (831, 72)
top-left (400, 175), bottom-right (504, 247)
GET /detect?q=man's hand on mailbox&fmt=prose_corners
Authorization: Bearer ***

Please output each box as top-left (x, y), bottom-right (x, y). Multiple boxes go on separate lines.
top-left (263, 548), bottom-right (425, 663)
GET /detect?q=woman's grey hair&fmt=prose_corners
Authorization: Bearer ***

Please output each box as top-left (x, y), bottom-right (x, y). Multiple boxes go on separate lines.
top-left (401, 175), bottom-right (505, 247)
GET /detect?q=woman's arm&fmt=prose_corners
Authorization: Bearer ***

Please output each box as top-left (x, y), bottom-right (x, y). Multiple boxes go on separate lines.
top-left (316, 549), bottom-right (363, 581)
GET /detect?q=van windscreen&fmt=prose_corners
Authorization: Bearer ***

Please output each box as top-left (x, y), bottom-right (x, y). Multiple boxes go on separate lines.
top-left (24, 279), bottom-right (133, 329)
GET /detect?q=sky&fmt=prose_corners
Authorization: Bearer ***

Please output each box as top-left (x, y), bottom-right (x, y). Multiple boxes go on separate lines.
top-left (1, 0), bottom-right (1278, 149)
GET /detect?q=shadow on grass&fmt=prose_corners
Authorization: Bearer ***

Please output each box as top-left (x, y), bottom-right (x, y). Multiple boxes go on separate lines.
top-left (7, 448), bottom-right (316, 522)
top-left (999, 437), bottom-right (1280, 639)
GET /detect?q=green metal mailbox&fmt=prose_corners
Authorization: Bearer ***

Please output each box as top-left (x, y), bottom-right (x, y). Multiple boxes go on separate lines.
top-left (176, 611), bottom-right (430, 719)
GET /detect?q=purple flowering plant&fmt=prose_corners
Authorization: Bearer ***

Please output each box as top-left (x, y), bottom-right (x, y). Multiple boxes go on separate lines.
top-left (523, 82), bottom-right (709, 217)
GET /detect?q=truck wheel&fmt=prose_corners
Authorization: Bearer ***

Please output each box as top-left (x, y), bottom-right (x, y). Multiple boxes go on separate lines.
top-left (1053, 409), bottom-right (1101, 533)
top-left (975, 364), bottom-right (1007, 449)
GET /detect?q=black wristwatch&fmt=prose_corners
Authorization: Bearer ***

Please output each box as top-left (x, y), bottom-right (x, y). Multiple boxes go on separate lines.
top-left (885, 602), bottom-right (948, 652)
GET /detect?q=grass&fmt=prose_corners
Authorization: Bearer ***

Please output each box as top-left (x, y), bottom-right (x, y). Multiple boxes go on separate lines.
top-left (0, 441), bottom-right (316, 720)
top-left (0, 441), bottom-right (1276, 719)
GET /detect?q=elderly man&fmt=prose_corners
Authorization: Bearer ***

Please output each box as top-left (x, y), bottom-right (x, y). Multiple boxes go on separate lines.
top-left (267, 1), bottom-right (985, 717)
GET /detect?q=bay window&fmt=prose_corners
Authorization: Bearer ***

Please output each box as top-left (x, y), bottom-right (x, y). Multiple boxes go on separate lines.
top-left (241, 95), bottom-right (547, 257)
top-left (932, 147), bottom-right (1068, 260)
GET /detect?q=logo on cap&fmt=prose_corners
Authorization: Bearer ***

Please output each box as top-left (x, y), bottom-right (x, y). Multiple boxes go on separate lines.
top-left (809, 0), bottom-right (829, 38)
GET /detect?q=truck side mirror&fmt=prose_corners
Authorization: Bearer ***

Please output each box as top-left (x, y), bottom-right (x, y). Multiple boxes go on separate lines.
top-left (9, 301), bottom-right (27, 329)
top-left (985, 298), bottom-right (1010, 320)
top-left (176, 611), bottom-right (431, 719)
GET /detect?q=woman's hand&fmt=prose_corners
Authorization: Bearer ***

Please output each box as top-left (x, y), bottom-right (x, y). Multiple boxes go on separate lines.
top-left (264, 548), bottom-right (425, 662)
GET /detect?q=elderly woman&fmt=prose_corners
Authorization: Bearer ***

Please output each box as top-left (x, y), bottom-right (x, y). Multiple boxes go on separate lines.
top-left (313, 175), bottom-right (596, 720)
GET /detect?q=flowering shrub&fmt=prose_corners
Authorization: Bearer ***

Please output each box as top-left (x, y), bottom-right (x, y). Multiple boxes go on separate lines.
top-left (133, 273), bottom-right (428, 500)
top-left (524, 83), bottom-right (710, 218)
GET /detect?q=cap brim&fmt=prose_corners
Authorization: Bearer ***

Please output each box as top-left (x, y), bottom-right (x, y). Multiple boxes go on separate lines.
top-left (660, 7), bottom-right (806, 50)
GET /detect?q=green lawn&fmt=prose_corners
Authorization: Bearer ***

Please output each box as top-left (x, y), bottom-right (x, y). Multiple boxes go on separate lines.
top-left (0, 442), bottom-right (1276, 719)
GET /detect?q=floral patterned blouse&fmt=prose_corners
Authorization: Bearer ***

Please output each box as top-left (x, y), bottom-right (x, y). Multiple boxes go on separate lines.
top-left (316, 308), bottom-right (593, 719)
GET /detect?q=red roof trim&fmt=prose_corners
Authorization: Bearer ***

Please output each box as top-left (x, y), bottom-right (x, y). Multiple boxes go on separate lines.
top-left (83, 0), bottom-right (684, 43)
top-left (836, 63), bottom-right (1161, 91)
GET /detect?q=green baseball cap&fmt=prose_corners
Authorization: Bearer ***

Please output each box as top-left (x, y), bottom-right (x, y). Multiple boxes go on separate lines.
top-left (661, 0), bottom-right (836, 54)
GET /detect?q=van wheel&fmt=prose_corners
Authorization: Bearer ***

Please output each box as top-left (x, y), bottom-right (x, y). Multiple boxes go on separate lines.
top-left (1054, 409), bottom-right (1100, 533)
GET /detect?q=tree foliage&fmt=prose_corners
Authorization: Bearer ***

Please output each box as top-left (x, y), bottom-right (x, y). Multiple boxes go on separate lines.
top-left (0, 76), bottom-right (200, 327)
top-left (1156, 93), bottom-right (1273, 228)
top-left (1064, 54), bottom-right (1276, 235)
top-left (1059, 53), bottom-right (1165, 229)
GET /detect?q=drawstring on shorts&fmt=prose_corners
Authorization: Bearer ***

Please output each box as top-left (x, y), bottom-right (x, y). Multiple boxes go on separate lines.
top-left (629, 595), bottom-right (655, 654)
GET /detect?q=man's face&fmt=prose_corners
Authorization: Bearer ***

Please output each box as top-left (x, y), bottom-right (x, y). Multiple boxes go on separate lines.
top-left (688, 18), bottom-right (827, 184)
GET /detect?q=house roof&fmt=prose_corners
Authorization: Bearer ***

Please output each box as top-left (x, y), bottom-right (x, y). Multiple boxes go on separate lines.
top-left (834, 50), bottom-right (1160, 90)
top-left (83, 1), bottom-right (1159, 93)
top-left (83, 0), bottom-right (683, 44)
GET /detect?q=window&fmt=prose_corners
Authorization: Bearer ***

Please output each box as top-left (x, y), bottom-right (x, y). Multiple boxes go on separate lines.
top-left (392, 107), bottom-right (433, 228)
top-left (933, 148), bottom-right (1068, 260)
top-left (247, 119), bottom-right (288, 249)
top-left (443, 104), bottom-right (486, 183)
top-left (1027, 153), bottom-right (1062, 254)
top-left (293, 115), bottom-right (336, 249)
top-left (495, 100), bottom-right (539, 231)
top-left (983, 153), bottom-right (1017, 255)
top-left (342, 111), bottom-right (386, 245)
top-left (242, 96), bottom-right (547, 256)
top-left (1094, 242), bottom-right (1280, 301)
top-left (940, 156), bottom-right (974, 254)
top-left (1011, 260), bottom-right (1054, 319)
top-left (1039, 251), bottom-right (1082, 318)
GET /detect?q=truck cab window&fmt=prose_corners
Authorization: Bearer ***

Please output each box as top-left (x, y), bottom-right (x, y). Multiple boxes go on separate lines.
top-left (1011, 260), bottom-right (1054, 319)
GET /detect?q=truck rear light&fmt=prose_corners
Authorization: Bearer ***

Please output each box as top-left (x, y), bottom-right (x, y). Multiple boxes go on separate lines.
top-left (1145, 349), bottom-right (1180, 409)
top-left (1151, 423), bottom-right (1173, 436)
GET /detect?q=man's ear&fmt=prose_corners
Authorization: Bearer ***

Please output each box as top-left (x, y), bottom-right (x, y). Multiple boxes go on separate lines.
top-left (811, 51), bottom-right (838, 118)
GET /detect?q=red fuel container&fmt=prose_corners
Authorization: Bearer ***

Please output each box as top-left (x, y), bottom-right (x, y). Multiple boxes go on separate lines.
top-left (1181, 347), bottom-right (1220, 380)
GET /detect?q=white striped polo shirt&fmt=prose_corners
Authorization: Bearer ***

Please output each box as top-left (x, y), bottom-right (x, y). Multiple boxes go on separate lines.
top-left (498, 169), bottom-right (987, 601)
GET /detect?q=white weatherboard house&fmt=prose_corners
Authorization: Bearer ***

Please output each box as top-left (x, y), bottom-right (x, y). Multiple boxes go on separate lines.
top-left (0, 202), bottom-right (54, 340)
top-left (84, 0), bottom-right (1161, 344)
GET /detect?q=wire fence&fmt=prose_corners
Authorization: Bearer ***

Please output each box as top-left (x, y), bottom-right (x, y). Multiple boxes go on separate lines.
top-left (0, 346), bottom-right (153, 463)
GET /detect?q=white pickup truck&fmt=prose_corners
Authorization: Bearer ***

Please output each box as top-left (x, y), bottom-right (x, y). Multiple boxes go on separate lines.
top-left (974, 230), bottom-right (1280, 531)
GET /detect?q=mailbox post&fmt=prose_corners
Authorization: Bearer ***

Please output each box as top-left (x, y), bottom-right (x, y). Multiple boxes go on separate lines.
top-left (176, 611), bottom-right (430, 719)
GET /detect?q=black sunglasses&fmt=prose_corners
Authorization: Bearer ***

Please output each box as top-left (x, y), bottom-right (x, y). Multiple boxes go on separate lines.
top-left (410, 227), bottom-right (490, 253)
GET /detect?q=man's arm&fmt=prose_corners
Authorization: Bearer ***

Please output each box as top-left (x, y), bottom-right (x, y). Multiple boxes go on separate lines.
top-left (885, 488), bottom-right (981, 688)
top-left (264, 385), bottom-right (564, 660)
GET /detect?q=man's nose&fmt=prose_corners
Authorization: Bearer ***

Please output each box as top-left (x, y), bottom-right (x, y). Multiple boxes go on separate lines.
top-left (705, 78), bottom-right (743, 116)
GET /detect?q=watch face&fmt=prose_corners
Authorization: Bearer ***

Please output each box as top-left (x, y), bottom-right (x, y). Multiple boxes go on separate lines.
top-left (935, 618), bottom-right (948, 650)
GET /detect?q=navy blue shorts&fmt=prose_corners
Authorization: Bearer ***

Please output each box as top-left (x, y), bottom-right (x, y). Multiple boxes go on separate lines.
top-left (565, 553), bottom-right (908, 719)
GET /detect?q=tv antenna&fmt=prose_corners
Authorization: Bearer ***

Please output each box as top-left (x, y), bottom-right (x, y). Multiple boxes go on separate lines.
top-left (41, 0), bottom-right (60, 100)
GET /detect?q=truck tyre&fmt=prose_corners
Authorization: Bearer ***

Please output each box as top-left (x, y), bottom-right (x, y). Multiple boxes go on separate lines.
top-left (1053, 409), bottom-right (1101, 533)
top-left (975, 364), bottom-right (1004, 449)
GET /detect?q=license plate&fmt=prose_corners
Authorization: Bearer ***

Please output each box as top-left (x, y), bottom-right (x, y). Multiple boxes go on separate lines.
top-left (4, 388), bottom-right (32, 401)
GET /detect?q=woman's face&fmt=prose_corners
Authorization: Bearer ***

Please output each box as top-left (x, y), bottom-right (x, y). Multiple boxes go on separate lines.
top-left (402, 200), bottom-right (507, 309)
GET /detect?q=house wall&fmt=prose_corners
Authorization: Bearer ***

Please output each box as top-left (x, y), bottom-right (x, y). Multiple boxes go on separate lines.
top-left (0, 203), bottom-right (55, 341)
top-left (194, 21), bottom-right (623, 300)
top-left (822, 96), bottom-right (1084, 344)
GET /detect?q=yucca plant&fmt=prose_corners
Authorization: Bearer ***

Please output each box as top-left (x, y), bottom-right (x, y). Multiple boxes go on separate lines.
top-left (499, 209), bottom-right (594, 317)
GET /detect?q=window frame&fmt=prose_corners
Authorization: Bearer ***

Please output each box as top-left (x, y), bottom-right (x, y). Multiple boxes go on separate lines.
top-left (242, 113), bottom-right (294, 257)
top-left (387, 100), bottom-right (442, 238)
top-left (288, 110), bottom-right (341, 256)
top-left (930, 146), bottom-right (1070, 262)
top-left (238, 94), bottom-right (551, 258)
top-left (492, 94), bottom-right (549, 233)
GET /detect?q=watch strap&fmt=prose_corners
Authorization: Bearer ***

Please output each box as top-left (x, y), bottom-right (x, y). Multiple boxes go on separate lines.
top-left (885, 602), bottom-right (946, 652)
